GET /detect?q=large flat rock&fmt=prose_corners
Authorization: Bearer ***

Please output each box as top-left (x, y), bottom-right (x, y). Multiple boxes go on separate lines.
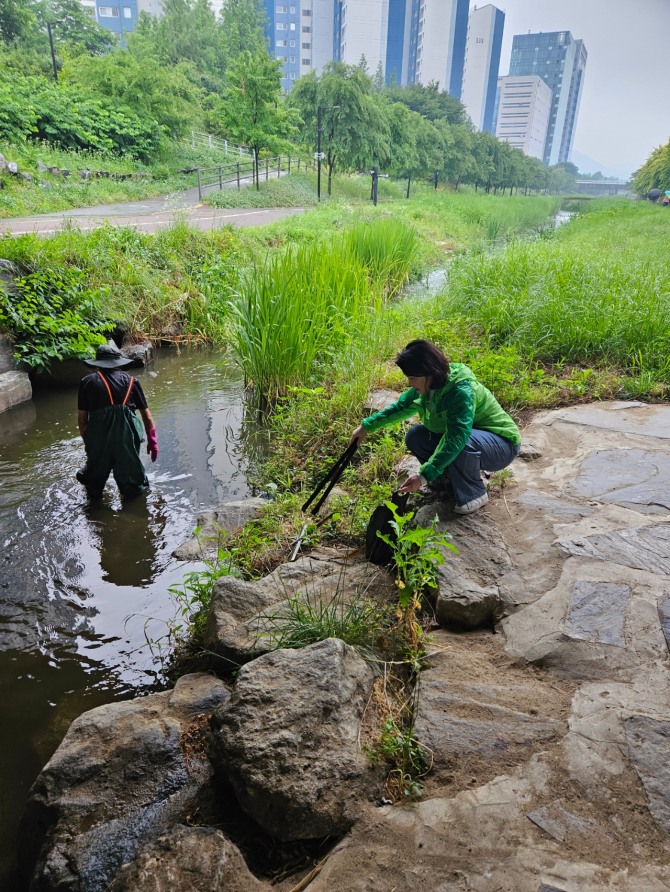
top-left (547, 401), bottom-right (670, 440)
top-left (559, 523), bottom-right (670, 575)
top-left (625, 715), bottom-right (670, 832)
top-left (0, 369), bottom-right (32, 413)
top-left (568, 448), bottom-right (670, 513)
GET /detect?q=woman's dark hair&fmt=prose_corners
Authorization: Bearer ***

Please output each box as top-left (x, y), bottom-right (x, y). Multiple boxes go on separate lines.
top-left (395, 340), bottom-right (450, 389)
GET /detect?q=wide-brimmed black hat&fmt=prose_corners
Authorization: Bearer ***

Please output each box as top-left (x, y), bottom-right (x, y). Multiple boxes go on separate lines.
top-left (84, 341), bottom-right (133, 369)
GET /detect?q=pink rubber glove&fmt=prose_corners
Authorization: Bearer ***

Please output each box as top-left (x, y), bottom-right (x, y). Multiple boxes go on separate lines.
top-left (146, 428), bottom-right (159, 462)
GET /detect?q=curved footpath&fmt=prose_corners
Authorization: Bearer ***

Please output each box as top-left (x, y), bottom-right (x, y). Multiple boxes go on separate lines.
top-left (0, 187), bottom-right (305, 236)
top-left (18, 399), bottom-right (670, 891)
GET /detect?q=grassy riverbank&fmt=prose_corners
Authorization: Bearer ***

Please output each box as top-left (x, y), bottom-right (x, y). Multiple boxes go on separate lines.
top-left (0, 139), bottom-right (228, 218)
top-left (5, 191), bottom-right (665, 579)
top-left (0, 183), bottom-right (558, 362)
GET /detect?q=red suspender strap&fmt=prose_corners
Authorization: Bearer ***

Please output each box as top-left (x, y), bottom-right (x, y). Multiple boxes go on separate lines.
top-left (96, 371), bottom-right (135, 406)
top-left (122, 377), bottom-right (135, 406)
top-left (97, 371), bottom-right (114, 406)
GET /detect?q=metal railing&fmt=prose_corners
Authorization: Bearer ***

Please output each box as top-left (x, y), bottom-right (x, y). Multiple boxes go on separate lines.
top-left (186, 131), bottom-right (253, 156)
top-left (197, 155), bottom-right (316, 200)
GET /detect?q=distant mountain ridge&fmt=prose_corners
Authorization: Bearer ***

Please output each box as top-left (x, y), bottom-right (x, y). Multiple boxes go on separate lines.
top-left (571, 149), bottom-right (634, 181)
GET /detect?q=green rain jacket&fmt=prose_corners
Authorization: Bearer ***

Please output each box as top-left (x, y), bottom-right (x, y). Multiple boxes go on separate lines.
top-left (361, 362), bottom-right (521, 483)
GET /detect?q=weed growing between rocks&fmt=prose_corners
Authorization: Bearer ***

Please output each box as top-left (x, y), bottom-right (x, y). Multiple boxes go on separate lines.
top-left (363, 669), bottom-right (433, 802)
top-left (258, 591), bottom-right (402, 663)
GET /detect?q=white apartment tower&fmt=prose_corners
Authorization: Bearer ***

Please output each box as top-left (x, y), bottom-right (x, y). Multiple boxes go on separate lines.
top-left (410, 0), bottom-right (469, 95)
top-left (495, 75), bottom-right (552, 160)
top-left (337, 0), bottom-right (389, 73)
top-left (460, 4), bottom-right (504, 133)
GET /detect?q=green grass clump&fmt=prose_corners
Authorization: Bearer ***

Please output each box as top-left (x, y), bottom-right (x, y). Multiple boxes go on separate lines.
top-left (258, 592), bottom-right (399, 662)
top-left (444, 221), bottom-right (670, 373)
top-left (229, 218), bottom-right (421, 399)
top-left (207, 170), bottom-right (319, 208)
top-left (0, 222), bottom-right (247, 349)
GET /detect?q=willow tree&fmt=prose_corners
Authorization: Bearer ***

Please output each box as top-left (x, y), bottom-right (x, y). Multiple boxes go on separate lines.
top-left (221, 49), bottom-right (298, 185)
top-left (633, 139), bottom-right (670, 195)
top-left (289, 61), bottom-right (391, 194)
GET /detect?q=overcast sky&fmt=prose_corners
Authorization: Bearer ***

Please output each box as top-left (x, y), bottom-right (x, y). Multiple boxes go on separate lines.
top-left (491, 0), bottom-right (670, 178)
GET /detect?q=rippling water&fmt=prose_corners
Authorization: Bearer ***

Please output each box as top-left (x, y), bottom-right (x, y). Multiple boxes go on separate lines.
top-left (0, 348), bottom-right (257, 888)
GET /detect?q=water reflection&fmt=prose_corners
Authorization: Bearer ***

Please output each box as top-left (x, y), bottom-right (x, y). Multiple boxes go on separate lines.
top-left (0, 347), bottom-right (253, 890)
top-left (85, 493), bottom-right (167, 588)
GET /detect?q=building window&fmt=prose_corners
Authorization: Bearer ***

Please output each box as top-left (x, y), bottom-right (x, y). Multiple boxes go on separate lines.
top-left (276, 4), bottom-right (287, 11)
top-left (289, 39), bottom-right (295, 46)
top-left (290, 22), bottom-right (296, 30)
top-left (302, 25), bottom-right (311, 32)
top-left (302, 8), bottom-right (311, 14)
top-left (289, 72), bottom-right (296, 80)
top-left (277, 22), bottom-right (287, 30)
top-left (289, 55), bottom-right (296, 62)
top-left (123, 6), bottom-right (132, 16)
top-left (98, 6), bottom-right (119, 16)
top-left (302, 57), bottom-right (310, 65)
top-left (277, 39), bottom-right (288, 46)
top-left (301, 42), bottom-right (310, 48)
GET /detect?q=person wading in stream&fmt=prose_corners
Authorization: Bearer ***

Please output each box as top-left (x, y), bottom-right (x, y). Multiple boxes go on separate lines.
top-left (350, 339), bottom-right (521, 515)
top-left (76, 341), bottom-right (158, 500)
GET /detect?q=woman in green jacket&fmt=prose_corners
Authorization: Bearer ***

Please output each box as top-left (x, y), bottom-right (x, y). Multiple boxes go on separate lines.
top-left (351, 340), bottom-right (521, 515)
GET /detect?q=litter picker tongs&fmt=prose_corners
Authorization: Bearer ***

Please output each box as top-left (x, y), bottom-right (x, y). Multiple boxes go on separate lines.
top-left (301, 441), bottom-right (358, 516)
top-left (289, 442), bottom-right (358, 561)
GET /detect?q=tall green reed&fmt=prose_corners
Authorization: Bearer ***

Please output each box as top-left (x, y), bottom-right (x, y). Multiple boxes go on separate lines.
top-left (229, 219), bottom-right (421, 399)
top-left (445, 242), bottom-right (670, 371)
top-left (342, 218), bottom-right (421, 297)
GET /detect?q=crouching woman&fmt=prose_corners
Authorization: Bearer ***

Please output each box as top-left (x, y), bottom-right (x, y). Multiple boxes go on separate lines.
top-left (351, 340), bottom-right (521, 515)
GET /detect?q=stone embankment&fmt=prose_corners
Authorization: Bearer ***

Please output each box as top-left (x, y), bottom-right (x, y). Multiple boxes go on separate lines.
top-left (0, 152), bottom-right (152, 185)
top-left (19, 401), bottom-right (670, 891)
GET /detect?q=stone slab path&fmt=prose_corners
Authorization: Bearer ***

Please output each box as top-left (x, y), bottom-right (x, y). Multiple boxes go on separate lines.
top-left (310, 401), bottom-right (670, 891)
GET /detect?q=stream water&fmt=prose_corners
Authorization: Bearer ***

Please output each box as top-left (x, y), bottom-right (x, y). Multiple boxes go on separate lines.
top-left (0, 348), bottom-right (260, 889)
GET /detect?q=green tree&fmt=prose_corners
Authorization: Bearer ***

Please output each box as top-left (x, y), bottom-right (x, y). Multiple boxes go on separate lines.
top-left (219, 0), bottom-right (266, 73)
top-left (373, 61), bottom-right (384, 91)
top-left (0, 0), bottom-right (38, 43)
top-left (438, 121), bottom-right (472, 189)
top-left (220, 49), bottom-right (297, 186)
top-left (289, 62), bottom-right (391, 193)
top-left (132, 0), bottom-right (224, 91)
top-left (383, 81), bottom-right (466, 125)
top-left (632, 138), bottom-right (670, 195)
top-left (39, 0), bottom-right (114, 55)
top-left (65, 49), bottom-right (203, 136)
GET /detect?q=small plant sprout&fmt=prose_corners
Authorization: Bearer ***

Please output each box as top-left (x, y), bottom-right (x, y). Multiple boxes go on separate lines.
top-left (376, 501), bottom-right (457, 609)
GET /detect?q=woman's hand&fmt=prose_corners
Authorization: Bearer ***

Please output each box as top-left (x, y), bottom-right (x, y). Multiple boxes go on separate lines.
top-left (398, 474), bottom-right (423, 494)
top-left (350, 425), bottom-right (368, 446)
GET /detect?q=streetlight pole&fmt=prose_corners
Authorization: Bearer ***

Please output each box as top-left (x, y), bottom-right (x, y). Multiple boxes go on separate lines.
top-left (317, 105), bottom-right (323, 202)
top-left (47, 22), bottom-right (59, 83)
top-left (316, 104), bottom-right (340, 202)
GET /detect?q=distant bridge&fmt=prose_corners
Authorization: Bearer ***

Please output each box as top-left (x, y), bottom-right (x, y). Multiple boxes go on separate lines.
top-left (574, 180), bottom-right (631, 195)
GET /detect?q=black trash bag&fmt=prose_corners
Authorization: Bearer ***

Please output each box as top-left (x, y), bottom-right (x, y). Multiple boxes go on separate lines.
top-left (365, 491), bottom-right (411, 566)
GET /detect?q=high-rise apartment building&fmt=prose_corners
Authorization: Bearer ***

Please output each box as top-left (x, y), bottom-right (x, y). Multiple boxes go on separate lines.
top-left (508, 30), bottom-right (587, 166)
top-left (460, 4), bottom-right (504, 133)
top-left (266, 0), bottom-right (472, 95)
top-left (336, 0), bottom-right (389, 72)
top-left (408, 0), bottom-right (469, 95)
top-left (385, 0), bottom-right (412, 85)
top-left (495, 74), bottom-right (551, 159)
top-left (263, 2), bottom-right (302, 89)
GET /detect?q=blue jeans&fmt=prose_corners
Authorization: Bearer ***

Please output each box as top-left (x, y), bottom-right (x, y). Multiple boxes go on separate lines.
top-left (405, 425), bottom-right (521, 506)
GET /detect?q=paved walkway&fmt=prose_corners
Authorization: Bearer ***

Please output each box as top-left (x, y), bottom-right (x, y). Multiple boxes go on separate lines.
top-left (0, 186), bottom-right (304, 236)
